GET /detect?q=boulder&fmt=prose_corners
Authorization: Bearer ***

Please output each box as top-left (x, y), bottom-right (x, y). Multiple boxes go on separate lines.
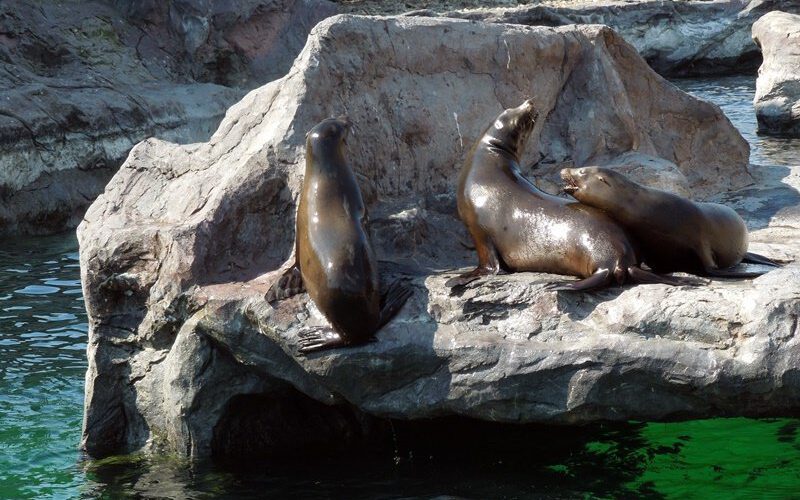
top-left (752, 10), bottom-right (800, 136)
top-left (0, 0), bottom-right (337, 234)
top-left (78, 15), bottom-right (788, 460)
top-left (416, 0), bottom-right (800, 77)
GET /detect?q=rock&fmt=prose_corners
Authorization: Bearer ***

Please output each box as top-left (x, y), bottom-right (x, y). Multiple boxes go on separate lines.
top-left (753, 10), bottom-right (800, 136)
top-left (421, 0), bottom-right (800, 77)
top-left (114, 0), bottom-right (339, 87)
top-left (0, 0), bottom-right (337, 235)
top-left (78, 15), bottom-right (776, 460)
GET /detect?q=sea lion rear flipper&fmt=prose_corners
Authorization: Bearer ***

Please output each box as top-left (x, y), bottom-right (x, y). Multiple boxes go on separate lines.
top-left (378, 279), bottom-right (413, 329)
top-left (298, 328), bottom-right (346, 354)
top-left (544, 269), bottom-right (612, 292)
top-left (627, 266), bottom-right (706, 286)
top-left (702, 265), bottom-right (772, 279)
top-left (265, 264), bottom-right (305, 303)
top-left (742, 252), bottom-right (785, 267)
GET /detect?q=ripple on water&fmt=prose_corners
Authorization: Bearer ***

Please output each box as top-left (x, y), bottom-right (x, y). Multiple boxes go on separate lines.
top-left (0, 232), bottom-right (88, 499)
top-left (14, 285), bottom-right (61, 295)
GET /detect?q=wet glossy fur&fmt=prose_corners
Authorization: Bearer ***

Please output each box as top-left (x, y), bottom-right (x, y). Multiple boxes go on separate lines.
top-left (448, 100), bottom-right (691, 290)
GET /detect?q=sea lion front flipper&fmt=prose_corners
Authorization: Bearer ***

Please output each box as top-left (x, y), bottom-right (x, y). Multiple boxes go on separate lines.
top-left (627, 266), bottom-right (706, 286)
top-left (378, 279), bottom-right (412, 329)
top-left (544, 269), bottom-right (612, 292)
top-left (742, 252), bottom-right (784, 267)
top-left (445, 267), bottom-right (497, 288)
top-left (445, 232), bottom-right (502, 288)
top-left (298, 328), bottom-right (346, 354)
top-left (266, 264), bottom-right (305, 303)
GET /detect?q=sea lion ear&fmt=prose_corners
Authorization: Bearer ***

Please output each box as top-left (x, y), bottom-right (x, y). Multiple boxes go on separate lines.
top-left (598, 175), bottom-right (609, 185)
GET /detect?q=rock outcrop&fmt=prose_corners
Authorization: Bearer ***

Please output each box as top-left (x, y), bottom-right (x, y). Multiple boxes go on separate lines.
top-left (77, 15), bottom-right (794, 461)
top-left (0, 0), bottom-right (336, 234)
top-left (753, 10), bottom-right (800, 137)
top-left (416, 0), bottom-right (800, 77)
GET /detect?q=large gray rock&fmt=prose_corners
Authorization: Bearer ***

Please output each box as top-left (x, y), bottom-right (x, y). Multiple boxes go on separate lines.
top-left (78, 15), bottom-right (789, 460)
top-left (419, 0), bottom-right (800, 77)
top-left (753, 10), bottom-right (800, 136)
top-left (0, 0), bottom-right (336, 234)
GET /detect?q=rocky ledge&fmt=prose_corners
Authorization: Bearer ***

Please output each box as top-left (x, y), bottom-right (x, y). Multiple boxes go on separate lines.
top-left (78, 15), bottom-right (798, 460)
top-left (753, 10), bottom-right (800, 137)
top-left (412, 0), bottom-right (799, 77)
top-left (0, 0), bottom-right (336, 234)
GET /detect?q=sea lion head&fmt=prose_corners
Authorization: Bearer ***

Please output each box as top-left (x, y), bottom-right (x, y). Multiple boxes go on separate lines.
top-left (560, 166), bottom-right (622, 203)
top-left (487, 99), bottom-right (539, 157)
top-left (306, 116), bottom-right (352, 158)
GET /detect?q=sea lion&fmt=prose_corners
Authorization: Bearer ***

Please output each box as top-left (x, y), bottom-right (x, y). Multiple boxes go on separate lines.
top-left (447, 99), bottom-right (696, 291)
top-left (266, 116), bottom-right (411, 353)
top-left (560, 166), bottom-right (780, 277)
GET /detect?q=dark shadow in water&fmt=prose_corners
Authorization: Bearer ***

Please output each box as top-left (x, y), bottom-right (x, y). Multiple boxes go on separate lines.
top-left (82, 419), bottom-right (673, 499)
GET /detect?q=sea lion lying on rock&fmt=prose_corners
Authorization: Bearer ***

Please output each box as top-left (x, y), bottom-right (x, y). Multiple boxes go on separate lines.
top-left (561, 166), bottom-right (781, 278)
top-left (267, 117), bottom-right (411, 353)
top-left (447, 99), bottom-right (698, 291)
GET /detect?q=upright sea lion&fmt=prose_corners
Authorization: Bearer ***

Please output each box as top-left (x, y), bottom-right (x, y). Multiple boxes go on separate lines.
top-left (266, 117), bottom-right (411, 353)
top-left (447, 99), bottom-right (695, 291)
top-left (560, 166), bottom-right (781, 277)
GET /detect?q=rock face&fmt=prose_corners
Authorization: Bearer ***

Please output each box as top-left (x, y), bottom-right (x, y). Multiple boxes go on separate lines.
top-left (421, 0), bottom-right (800, 77)
top-left (0, 0), bottom-right (336, 234)
top-left (78, 15), bottom-right (788, 460)
top-left (753, 10), bottom-right (800, 136)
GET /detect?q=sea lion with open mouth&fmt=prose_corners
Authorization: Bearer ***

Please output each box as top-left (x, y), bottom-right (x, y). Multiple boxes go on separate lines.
top-left (561, 166), bottom-right (781, 278)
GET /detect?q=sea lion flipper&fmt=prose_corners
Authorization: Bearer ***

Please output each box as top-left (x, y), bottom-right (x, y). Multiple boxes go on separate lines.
top-left (627, 266), bottom-right (706, 286)
top-left (447, 227), bottom-right (503, 289)
top-left (378, 279), bottom-right (412, 329)
top-left (266, 264), bottom-right (305, 303)
top-left (742, 252), bottom-right (784, 267)
top-left (297, 328), bottom-right (345, 354)
top-left (703, 266), bottom-right (772, 279)
top-left (544, 269), bottom-right (612, 292)
top-left (445, 237), bottom-right (503, 288)
top-left (445, 268), bottom-right (495, 288)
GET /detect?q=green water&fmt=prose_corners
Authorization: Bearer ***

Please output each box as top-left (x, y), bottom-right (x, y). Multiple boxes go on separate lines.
top-left (1, 76), bottom-right (799, 498)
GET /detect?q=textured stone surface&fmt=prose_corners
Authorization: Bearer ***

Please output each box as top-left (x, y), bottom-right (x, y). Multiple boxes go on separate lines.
top-left (78, 15), bottom-right (791, 460)
top-left (753, 10), bottom-right (800, 137)
top-left (0, 0), bottom-right (336, 234)
top-left (419, 0), bottom-right (800, 77)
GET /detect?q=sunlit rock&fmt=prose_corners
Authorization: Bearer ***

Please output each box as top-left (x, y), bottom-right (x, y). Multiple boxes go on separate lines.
top-left (753, 10), bottom-right (800, 137)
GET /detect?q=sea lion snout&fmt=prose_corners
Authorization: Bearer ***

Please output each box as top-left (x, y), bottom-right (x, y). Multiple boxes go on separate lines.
top-left (336, 115), bottom-right (352, 129)
top-left (516, 99), bottom-right (539, 124)
top-left (560, 168), bottom-right (580, 194)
